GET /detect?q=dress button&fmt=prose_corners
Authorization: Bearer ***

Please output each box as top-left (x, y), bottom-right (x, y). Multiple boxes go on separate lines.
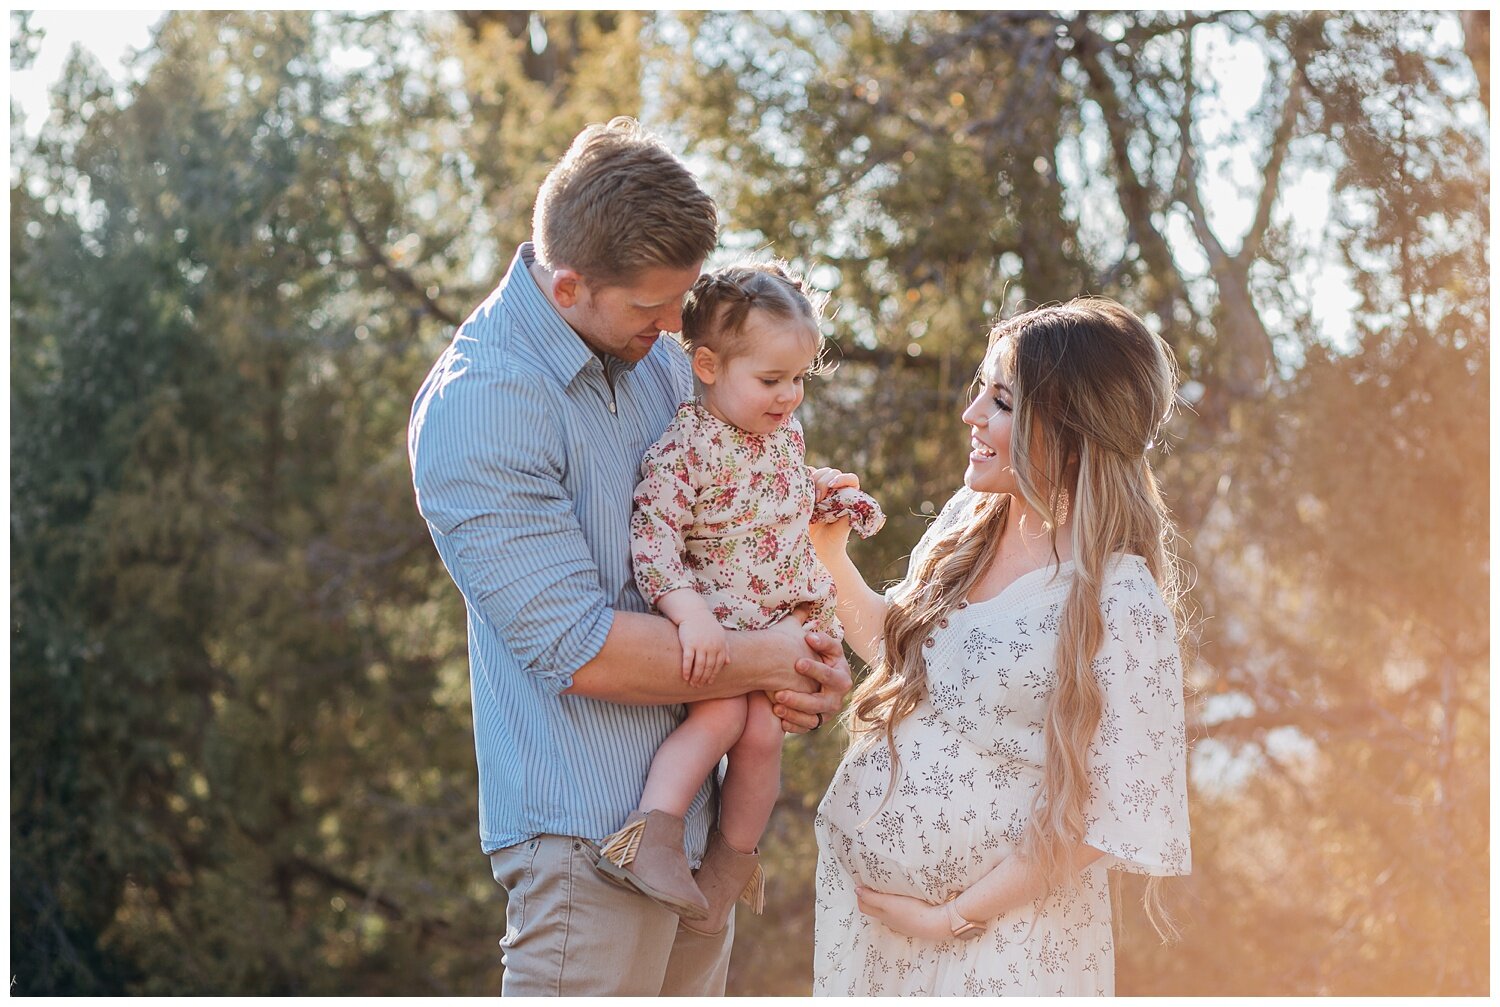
top-left (957, 601), bottom-right (969, 610)
top-left (938, 618), bottom-right (949, 628)
top-left (923, 637), bottom-right (935, 649)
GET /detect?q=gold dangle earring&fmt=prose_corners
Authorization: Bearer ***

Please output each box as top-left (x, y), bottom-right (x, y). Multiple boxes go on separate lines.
top-left (1054, 488), bottom-right (1069, 528)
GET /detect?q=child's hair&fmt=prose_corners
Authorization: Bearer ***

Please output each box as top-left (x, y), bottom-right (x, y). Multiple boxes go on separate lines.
top-left (681, 259), bottom-right (828, 369)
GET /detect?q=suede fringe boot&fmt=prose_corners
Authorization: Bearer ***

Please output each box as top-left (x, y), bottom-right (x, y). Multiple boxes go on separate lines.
top-left (680, 830), bottom-right (764, 936)
top-left (594, 809), bottom-right (710, 921)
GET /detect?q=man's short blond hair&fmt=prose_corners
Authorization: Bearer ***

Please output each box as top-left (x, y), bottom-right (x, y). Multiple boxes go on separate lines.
top-left (532, 117), bottom-right (718, 285)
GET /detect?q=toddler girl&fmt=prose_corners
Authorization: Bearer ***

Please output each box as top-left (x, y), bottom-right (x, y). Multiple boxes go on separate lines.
top-left (594, 261), bottom-right (884, 935)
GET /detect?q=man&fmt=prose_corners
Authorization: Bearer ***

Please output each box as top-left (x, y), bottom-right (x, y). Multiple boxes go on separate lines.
top-left (407, 117), bottom-right (851, 996)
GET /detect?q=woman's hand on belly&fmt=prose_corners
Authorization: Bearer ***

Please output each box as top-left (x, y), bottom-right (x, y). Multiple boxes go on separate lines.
top-left (852, 886), bottom-right (953, 942)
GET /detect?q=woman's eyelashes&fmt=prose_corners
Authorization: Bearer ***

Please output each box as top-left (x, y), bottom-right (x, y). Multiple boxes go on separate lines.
top-left (983, 377), bottom-right (1012, 413)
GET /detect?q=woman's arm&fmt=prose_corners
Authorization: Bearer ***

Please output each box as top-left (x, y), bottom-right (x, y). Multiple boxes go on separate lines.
top-left (812, 528), bottom-right (888, 666)
top-left (807, 467), bottom-right (888, 666)
top-left (853, 841), bottom-right (1107, 941)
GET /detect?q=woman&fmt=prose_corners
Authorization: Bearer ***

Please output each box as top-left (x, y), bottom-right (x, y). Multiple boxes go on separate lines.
top-left (808, 297), bottom-right (1190, 996)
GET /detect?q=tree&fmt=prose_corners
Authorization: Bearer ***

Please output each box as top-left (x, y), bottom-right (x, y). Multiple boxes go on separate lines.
top-left (655, 10), bottom-right (1487, 993)
top-left (11, 10), bottom-right (648, 993)
top-left (10, 9), bottom-right (1486, 995)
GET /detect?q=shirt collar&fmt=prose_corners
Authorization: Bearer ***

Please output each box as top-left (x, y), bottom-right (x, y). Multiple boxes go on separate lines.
top-left (498, 243), bottom-right (641, 387)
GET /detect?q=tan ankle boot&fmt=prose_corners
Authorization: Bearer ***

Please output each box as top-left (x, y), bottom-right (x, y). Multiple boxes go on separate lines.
top-left (680, 830), bottom-right (764, 936)
top-left (594, 810), bottom-right (710, 921)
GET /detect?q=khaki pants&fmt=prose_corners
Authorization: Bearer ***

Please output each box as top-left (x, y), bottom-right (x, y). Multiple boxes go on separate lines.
top-left (489, 834), bottom-right (734, 996)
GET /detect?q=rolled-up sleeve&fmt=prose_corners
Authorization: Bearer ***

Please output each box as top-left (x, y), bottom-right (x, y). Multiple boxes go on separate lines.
top-left (412, 356), bottom-right (610, 694)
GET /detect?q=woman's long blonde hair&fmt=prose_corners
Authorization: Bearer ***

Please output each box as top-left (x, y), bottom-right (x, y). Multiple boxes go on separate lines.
top-left (845, 297), bottom-right (1184, 936)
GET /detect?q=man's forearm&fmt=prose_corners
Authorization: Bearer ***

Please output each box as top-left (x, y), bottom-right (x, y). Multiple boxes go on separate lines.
top-left (654, 587), bottom-right (711, 627)
top-left (563, 610), bottom-right (810, 704)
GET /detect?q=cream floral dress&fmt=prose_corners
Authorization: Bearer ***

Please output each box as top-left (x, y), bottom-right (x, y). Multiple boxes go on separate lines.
top-left (813, 488), bottom-right (1190, 996)
top-left (631, 401), bottom-right (883, 635)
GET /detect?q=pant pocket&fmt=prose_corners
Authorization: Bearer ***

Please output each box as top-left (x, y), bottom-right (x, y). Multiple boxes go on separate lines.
top-left (490, 839), bottom-right (540, 947)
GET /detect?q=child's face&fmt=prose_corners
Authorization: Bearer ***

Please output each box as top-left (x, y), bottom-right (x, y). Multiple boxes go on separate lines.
top-left (694, 309), bottom-right (819, 436)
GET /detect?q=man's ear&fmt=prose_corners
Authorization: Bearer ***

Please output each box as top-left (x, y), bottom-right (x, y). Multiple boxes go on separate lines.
top-left (691, 345), bottom-right (719, 386)
top-left (552, 268), bottom-right (584, 309)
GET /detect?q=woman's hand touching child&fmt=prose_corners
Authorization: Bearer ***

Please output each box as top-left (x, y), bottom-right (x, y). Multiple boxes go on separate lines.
top-left (807, 466), bottom-right (862, 559)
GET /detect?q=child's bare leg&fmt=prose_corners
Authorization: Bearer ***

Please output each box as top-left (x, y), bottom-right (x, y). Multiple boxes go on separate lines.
top-left (639, 696), bottom-right (747, 816)
top-left (717, 691), bottom-right (785, 852)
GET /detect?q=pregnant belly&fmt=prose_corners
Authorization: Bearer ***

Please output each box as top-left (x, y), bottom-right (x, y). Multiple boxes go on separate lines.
top-left (817, 719), bottom-right (1039, 903)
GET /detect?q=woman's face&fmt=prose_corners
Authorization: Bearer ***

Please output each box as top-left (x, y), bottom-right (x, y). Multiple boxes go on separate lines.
top-left (960, 340), bottom-right (1018, 496)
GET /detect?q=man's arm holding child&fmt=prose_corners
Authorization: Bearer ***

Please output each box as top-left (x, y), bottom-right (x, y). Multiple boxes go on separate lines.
top-left (564, 612), bottom-right (851, 732)
top-left (415, 369), bottom-right (848, 731)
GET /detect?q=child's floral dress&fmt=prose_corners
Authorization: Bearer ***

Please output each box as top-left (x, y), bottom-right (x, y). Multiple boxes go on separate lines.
top-left (631, 401), bottom-right (884, 636)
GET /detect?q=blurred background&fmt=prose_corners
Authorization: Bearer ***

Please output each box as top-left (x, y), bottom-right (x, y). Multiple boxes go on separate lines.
top-left (9, 10), bottom-right (1488, 996)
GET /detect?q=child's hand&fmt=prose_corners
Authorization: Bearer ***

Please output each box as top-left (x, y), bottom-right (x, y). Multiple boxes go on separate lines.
top-left (809, 466), bottom-right (860, 503)
top-left (678, 613), bottom-right (729, 685)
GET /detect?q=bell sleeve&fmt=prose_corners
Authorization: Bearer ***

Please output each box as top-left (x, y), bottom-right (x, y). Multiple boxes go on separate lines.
top-left (1080, 560), bottom-right (1191, 876)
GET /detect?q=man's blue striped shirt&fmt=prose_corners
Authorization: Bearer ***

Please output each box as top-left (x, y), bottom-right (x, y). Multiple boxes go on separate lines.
top-left (408, 244), bottom-right (712, 856)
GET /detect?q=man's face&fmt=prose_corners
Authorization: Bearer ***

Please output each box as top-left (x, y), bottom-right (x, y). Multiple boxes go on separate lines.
top-left (566, 263), bottom-right (703, 363)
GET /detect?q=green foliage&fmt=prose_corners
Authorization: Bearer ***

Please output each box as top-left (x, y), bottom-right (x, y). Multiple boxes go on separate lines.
top-left (11, 10), bottom-right (643, 993)
top-left (657, 9), bottom-right (1487, 995)
top-left (10, 9), bottom-right (1487, 995)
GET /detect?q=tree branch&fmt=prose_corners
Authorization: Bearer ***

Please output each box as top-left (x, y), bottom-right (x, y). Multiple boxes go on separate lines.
top-left (333, 172), bottom-right (463, 328)
top-left (1461, 11), bottom-right (1489, 110)
top-left (285, 854), bottom-right (452, 935)
top-left (1174, 29), bottom-right (1232, 272)
top-left (822, 340), bottom-right (942, 372)
top-left (1168, 26), bottom-right (1276, 402)
top-left (1069, 20), bottom-right (1185, 304)
top-left (1236, 71), bottom-right (1305, 269)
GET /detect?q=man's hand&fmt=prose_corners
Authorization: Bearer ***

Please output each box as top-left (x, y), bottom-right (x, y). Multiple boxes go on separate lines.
top-left (770, 628), bottom-right (852, 734)
top-left (853, 887), bottom-right (953, 941)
